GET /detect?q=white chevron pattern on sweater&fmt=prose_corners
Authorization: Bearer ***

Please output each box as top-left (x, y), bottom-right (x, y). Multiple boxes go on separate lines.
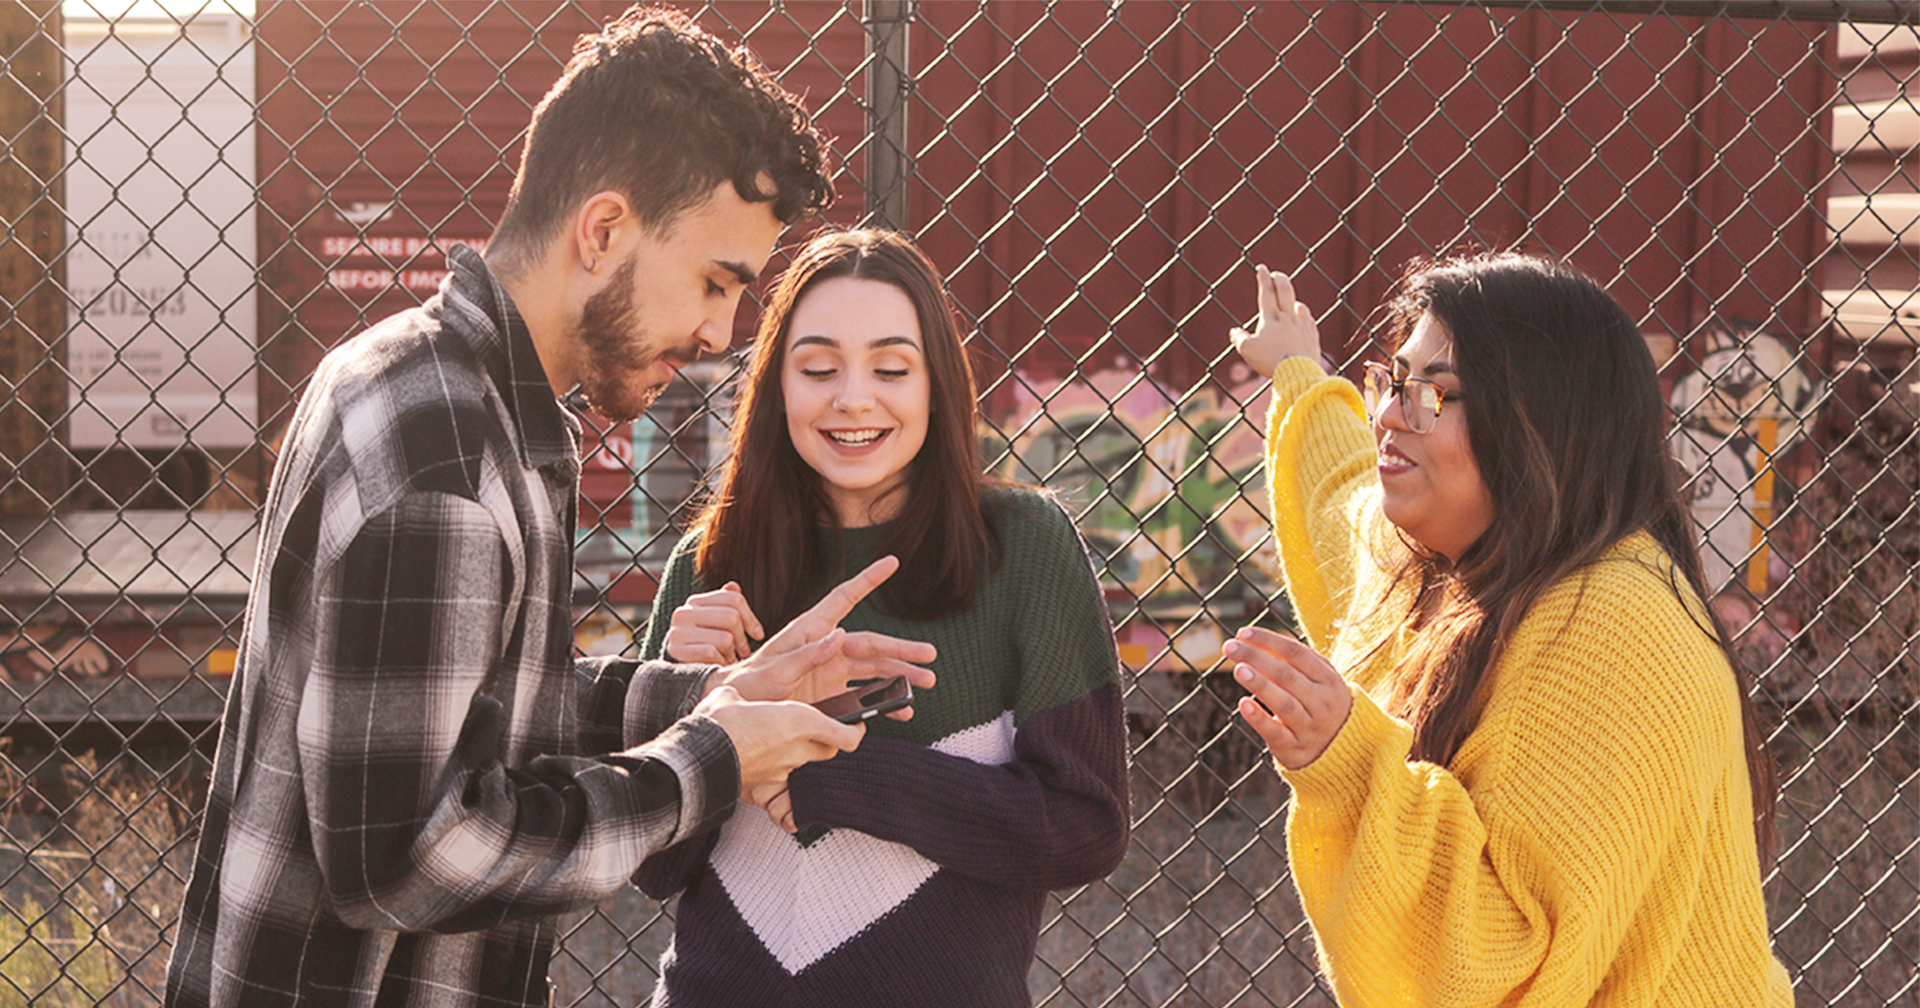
top-left (710, 711), bottom-right (1017, 973)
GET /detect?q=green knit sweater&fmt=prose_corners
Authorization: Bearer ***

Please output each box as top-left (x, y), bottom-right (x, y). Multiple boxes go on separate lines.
top-left (635, 486), bottom-right (1130, 1008)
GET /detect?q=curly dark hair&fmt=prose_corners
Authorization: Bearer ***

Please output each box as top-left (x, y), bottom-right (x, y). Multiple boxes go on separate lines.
top-left (490, 5), bottom-right (833, 269)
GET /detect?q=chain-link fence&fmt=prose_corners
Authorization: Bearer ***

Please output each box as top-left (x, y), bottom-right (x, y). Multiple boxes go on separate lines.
top-left (1, 1), bottom-right (1915, 1004)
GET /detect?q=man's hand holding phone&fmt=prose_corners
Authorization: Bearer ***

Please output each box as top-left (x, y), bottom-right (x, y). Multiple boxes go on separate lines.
top-left (692, 686), bottom-right (862, 801)
top-left (683, 557), bottom-right (935, 832)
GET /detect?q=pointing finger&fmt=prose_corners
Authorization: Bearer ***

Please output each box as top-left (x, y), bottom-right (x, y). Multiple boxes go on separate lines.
top-left (1269, 268), bottom-right (1298, 320)
top-left (778, 556), bottom-right (900, 646)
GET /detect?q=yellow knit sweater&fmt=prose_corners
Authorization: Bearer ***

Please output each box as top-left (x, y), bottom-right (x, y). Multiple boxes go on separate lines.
top-left (1262, 357), bottom-right (1793, 1008)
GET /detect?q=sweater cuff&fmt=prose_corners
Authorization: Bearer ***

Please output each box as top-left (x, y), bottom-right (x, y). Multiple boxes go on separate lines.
top-left (575, 655), bottom-right (638, 756)
top-left (1267, 356), bottom-right (1335, 420)
top-left (631, 714), bottom-right (739, 846)
top-left (785, 749), bottom-right (871, 830)
top-left (1281, 684), bottom-right (1410, 804)
top-left (623, 659), bottom-right (719, 749)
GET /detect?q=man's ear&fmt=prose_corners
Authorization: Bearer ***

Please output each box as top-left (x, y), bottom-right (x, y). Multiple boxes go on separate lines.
top-left (573, 190), bottom-right (633, 275)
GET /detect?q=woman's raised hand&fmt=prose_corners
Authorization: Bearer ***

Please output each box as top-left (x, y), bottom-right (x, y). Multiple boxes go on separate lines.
top-left (1229, 264), bottom-right (1322, 377)
top-left (1228, 626), bottom-right (1351, 770)
top-left (665, 582), bottom-right (765, 664)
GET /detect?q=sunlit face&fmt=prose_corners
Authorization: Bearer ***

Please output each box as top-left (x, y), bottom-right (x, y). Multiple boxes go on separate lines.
top-left (1372, 313), bottom-right (1495, 560)
top-left (573, 181), bottom-right (782, 423)
top-left (781, 276), bottom-right (931, 527)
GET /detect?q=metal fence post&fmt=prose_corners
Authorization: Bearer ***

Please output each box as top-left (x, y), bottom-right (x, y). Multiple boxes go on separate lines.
top-left (0, 1), bottom-right (66, 520)
top-left (863, 0), bottom-right (914, 231)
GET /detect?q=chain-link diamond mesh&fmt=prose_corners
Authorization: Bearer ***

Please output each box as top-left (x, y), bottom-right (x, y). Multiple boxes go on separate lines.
top-left (1, 2), bottom-right (1914, 1005)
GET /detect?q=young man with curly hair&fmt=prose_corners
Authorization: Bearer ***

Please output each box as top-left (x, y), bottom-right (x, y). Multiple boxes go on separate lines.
top-left (165, 8), bottom-right (935, 1007)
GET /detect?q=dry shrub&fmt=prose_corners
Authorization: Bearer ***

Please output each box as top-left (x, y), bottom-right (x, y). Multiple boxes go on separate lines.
top-left (0, 745), bottom-right (202, 1007)
top-left (1770, 364), bottom-right (1919, 704)
top-left (1768, 709), bottom-right (1920, 1008)
top-left (1784, 453), bottom-right (1919, 702)
top-left (1737, 359), bottom-right (1918, 1004)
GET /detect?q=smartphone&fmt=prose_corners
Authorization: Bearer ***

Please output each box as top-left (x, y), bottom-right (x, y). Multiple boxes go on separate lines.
top-left (812, 676), bottom-right (913, 724)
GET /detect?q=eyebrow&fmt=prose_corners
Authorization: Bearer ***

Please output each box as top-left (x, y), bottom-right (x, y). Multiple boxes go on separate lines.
top-left (715, 260), bottom-right (760, 286)
top-left (1392, 354), bottom-right (1456, 377)
top-left (791, 334), bottom-right (923, 351)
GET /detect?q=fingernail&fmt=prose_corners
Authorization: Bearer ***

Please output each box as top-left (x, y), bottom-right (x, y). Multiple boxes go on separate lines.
top-left (1234, 663), bottom-right (1253, 683)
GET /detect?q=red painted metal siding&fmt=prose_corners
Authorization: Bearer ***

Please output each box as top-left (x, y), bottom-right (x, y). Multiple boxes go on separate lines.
top-left (911, 2), bottom-right (1833, 386)
top-left (252, 1), bottom-right (1835, 492)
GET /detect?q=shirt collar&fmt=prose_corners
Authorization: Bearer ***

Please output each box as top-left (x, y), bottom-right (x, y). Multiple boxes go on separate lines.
top-left (443, 244), bottom-right (579, 474)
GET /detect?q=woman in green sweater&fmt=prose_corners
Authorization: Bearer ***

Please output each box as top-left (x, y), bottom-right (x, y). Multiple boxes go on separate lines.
top-left (1228, 252), bottom-right (1792, 1007)
top-left (633, 228), bottom-right (1129, 1007)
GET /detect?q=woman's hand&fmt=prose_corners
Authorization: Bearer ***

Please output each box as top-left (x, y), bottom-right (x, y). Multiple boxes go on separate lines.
top-left (665, 582), bottom-right (764, 664)
top-left (1229, 264), bottom-right (1323, 377)
top-left (1228, 626), bottom-right (1351, 769)
top-left (747, 781), bottom-right (797, 833)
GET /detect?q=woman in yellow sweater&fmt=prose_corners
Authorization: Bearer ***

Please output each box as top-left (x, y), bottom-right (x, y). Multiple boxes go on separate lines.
top-left (1227, 252), bottom-right (1793, 1007)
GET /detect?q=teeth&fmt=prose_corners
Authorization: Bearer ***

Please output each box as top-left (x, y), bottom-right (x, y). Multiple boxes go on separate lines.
top-left (827, 429), bottom-right (884, 446)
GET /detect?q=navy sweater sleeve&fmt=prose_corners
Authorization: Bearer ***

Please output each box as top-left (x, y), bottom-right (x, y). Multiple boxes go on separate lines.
top-left (786, 686), bottom-right (1127, 889)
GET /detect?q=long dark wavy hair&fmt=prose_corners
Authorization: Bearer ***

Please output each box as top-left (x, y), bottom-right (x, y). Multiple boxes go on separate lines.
top-left (694, 229), bottom-right (1000, 630)
top-left (1374, 251), bottom-right (1777, 859)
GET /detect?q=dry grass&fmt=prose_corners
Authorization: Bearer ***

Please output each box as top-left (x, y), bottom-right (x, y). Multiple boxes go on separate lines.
top-left (2, 690), bottom-right (1909, 1007)
top-left (1768, 710), bottom-right (1920, 1008)
top-left (0, 742), bottom-right (202, 1007)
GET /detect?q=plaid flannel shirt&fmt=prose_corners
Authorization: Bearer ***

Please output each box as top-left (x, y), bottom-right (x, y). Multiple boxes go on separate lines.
top-left (165, 245), bottom-right (736, 1008)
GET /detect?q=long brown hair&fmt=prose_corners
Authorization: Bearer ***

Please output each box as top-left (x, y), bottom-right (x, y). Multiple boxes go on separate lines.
top-left (694, 229), bottom-right (998, 630)
top-left (1376, 252), bottom-right (1777, 859)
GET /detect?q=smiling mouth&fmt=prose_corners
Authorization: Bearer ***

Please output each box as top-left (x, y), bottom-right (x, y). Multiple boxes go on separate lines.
top-left (825, 429), bottom-right (888, 446)
top-left (1379, 445), bottom-right (1416, 468)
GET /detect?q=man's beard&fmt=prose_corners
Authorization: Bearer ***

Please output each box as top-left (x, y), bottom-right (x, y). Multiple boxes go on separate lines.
top-left (572, 253), bottom-right (696, 424)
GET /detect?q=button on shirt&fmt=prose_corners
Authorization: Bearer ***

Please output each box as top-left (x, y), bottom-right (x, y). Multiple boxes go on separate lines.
top-left (165, 245), bottom-right (734, 1008)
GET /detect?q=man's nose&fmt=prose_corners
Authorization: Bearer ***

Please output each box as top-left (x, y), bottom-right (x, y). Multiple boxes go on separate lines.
top-left (695, 316), bottom-right (730, 356)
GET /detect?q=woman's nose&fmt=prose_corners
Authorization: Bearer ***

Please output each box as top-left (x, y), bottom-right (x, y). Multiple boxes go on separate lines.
top-left (1371, 387), bottom-right (1412, 435)
top-left (833, 378), bottom-right (873, 414)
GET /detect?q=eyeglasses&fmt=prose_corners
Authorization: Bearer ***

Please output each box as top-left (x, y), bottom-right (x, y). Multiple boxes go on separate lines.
top-left (1361, 362), bottom-right (1465, 435)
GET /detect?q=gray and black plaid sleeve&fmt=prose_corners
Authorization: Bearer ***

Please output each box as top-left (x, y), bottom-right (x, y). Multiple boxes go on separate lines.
top-left (302, 491), bottom-right (734, 932)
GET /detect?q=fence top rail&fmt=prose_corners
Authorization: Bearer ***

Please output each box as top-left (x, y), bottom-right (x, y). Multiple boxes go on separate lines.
top-left (1448, 0), bottom-right (1920, 25)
